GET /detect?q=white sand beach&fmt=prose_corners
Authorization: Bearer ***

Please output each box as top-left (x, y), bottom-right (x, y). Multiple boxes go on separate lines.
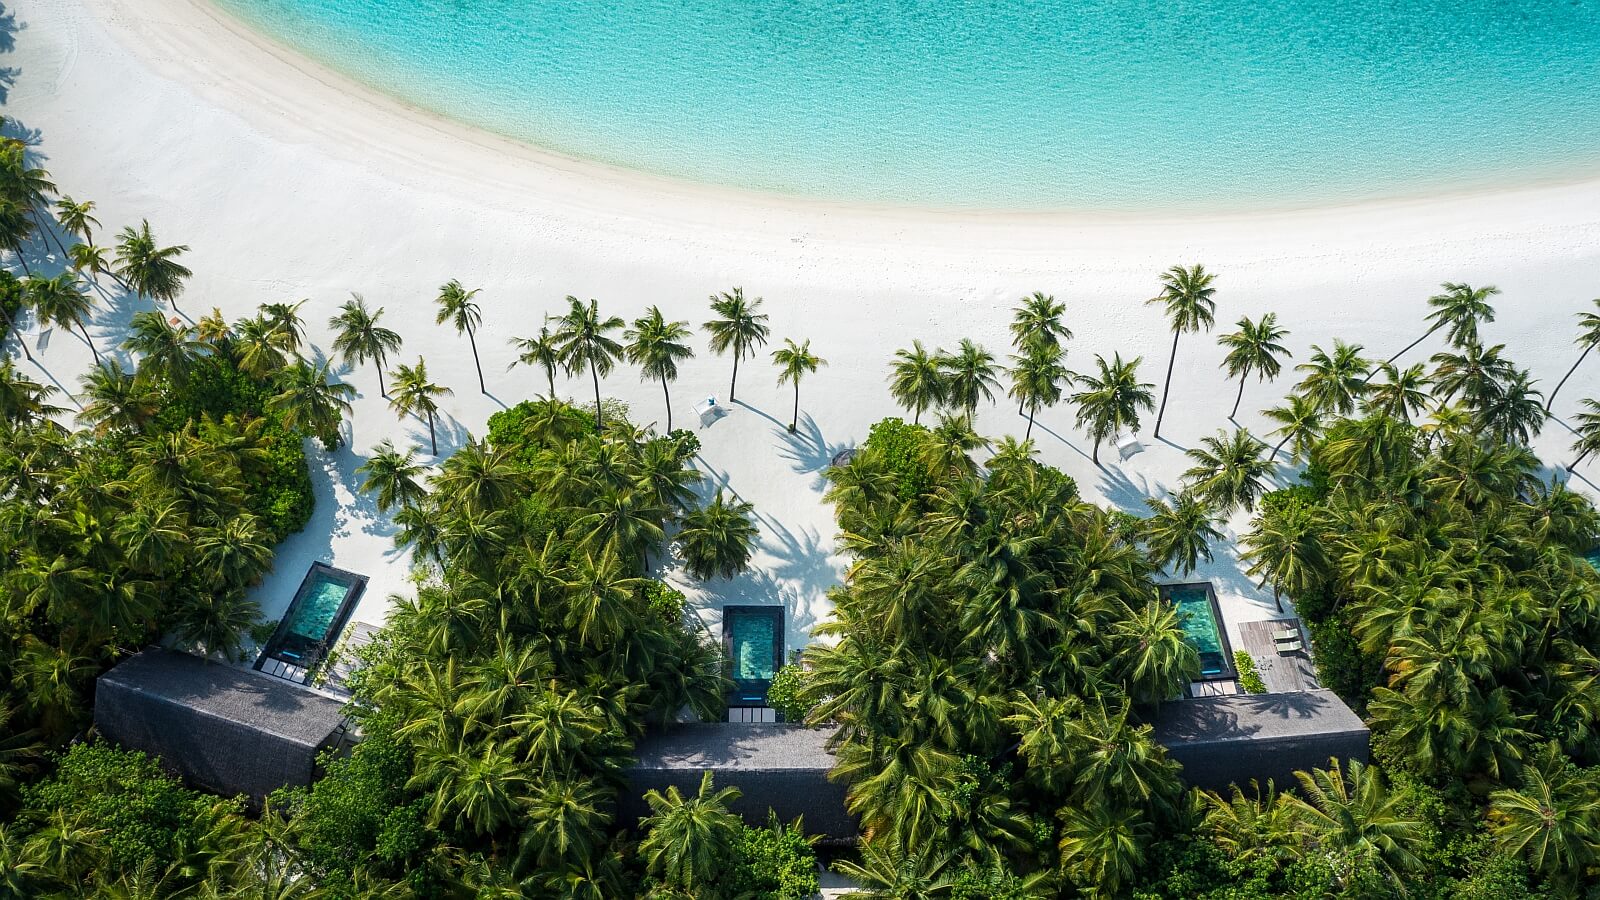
top-left (8, 0), bottom-right (1600, 667)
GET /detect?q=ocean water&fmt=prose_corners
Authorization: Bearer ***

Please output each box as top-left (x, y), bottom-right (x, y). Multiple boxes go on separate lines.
top-left (211, 0), bottom-right (1600, 210)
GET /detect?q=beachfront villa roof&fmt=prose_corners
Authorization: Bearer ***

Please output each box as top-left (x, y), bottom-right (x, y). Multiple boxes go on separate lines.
top-left (93, 648), bottom-right (352, 803)
top-left (1150, 689), bottom-right (1370, 791)
top-left (623, 723), bottom-right (856, 840)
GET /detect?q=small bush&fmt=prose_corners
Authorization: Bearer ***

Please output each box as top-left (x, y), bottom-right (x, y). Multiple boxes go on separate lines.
top-left (641, 580), bottom-right (688, 625)
top-left (722, 814), bottom-right (819, 900)
top-left (765, 665), bottom-right (811, 723)
top-left (1234, 651), bottom-right (1268, 694)
top-left (861, 417), bottom-right (934, 501)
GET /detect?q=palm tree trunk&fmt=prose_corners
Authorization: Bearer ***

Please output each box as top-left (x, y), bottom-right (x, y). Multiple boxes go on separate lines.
top-left (590, 359), bottom-right (604, 431)
top-left (1547, 343), bottom-right (1594, 412)
top-left (913, 402), bottom-right (922, 426)
top-left (1025, 407), bottom-right (1036, 440)
top-left (729, 351), bottom-right (740, 402)
top-left (1092, 436), bottom-right (1101, 466)
top-left (0, 303), bottom-right (30, 363)
top-left (1273, 433), bottom-right (1292, 458)
top-left (790, 382), bottom-right (799, 432)
top-left (78, 320), bottom-right (99, 364)
top-left (545, 366), bottom-right (555, 399)
top-left (467, 325), bottom-right (485, 394)
top-left (662, 376), bottom-right (673, 432)
top-left (1154, 331), bottom-right (1179, 438)
top-left (375, 359), bottom-right (387, 398)
top-left (1368, 324), bottom-right (1441, 383)
top-left (427, 408), bottom-right (438, 456)
top-left (1569, 446), bottom-right (1593, 472)
top-left (1230, 366), bottom-right (1250, 419)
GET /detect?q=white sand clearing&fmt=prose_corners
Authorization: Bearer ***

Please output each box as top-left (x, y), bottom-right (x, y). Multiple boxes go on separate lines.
top-left (7, 0), bottom-right (1600, 670)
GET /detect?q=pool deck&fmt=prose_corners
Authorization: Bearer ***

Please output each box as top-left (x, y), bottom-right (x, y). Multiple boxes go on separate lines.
top-left (1236, 618), bottom-right (1320, 693)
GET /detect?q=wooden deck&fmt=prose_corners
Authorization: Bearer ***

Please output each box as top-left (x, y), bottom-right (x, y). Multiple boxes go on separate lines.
top-left (1236, 618), bottom-right (1321, 693)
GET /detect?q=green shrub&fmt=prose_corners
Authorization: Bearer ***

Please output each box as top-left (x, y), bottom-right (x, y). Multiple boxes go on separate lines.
top-left (273, 726), bottom-right (425, 881)
top-left (641, 580), bottom-right (688, 624)
top-left (1307, 615), bottom-right (1382, 715)
top-left (861, 417), bottom-right (934, 501)
top-left (722, 814), bottom-right (819, 900)
top-left (21, 742), bottom-right (230, 876)
top-left (1233, 651), bottom-right (1268, 694)
top-left (765, 665), bottom-right (811, 723)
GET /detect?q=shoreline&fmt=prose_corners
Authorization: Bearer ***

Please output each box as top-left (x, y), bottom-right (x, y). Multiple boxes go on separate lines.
top-left (92, 0), bottom-right (1600, 236)
top-left (11, 0), bottom-right (1600, 659)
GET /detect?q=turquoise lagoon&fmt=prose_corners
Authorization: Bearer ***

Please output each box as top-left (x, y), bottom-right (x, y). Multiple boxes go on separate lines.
top-left (213, 0), bottom-right (1600, 210)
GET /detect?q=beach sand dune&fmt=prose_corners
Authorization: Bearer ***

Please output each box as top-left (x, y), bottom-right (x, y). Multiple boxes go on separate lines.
top-left (8, 0), bottom-right (1600, 659)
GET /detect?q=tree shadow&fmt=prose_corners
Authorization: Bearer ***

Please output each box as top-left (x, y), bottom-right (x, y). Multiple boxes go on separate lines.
top-left (1031, 420), bottom-right (1095, 464)
top-left (1095, 465), bottom-right (1166, 514)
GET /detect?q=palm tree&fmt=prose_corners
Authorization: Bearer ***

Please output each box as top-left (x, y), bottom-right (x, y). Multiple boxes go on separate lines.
top-left (1241, 502), bottom-right (1328, 610)
top-left (1546, 298), bottom-right (1600, 412)
top-left (65, 243), bottom-right (121, 290)
top-left (638, 771), bottom-right (744, 896)
top-left (772, 337), bottom-right (826, 432)
top-left (1380, 281), bottom-right (1500, 369)
top-left (259, 299), bottom-right (307, 355)
top-left (0, 359), bottom-right (63, 425)
top-left (1363, 362), bottom-right (1432, 422)
top-left (510, 325), bottom-right (562, 399)
top-left (124, 310), bottom-right (204, 386)
top-left (26, 273), bottom-right (97, 363)
top-left (114, 220), bottom-right (191, 311)
top-left (356, 439), bottom-right (427, 513)
top-left (1567, 398), bottom-right (1600, 471)
top-left (1218, 313), bottom-right (1290, 419)
top-left (1431, 340), bottom-right (1517, 414)
top-left (551, 296), bottom-right (625, 430)
top-left (232, 315), bottom-right (292, 379)
top-left (1143, 491), bottom-right (1223, 574)
top-left (1057, 803), bottom-right (1151, 899)
top-left (703, 286), bottom-right (771, 402)
top-left (76, 359), bottom-right (158, 434)
top-left (0, 269), bottom-right (32, 363)
top-left (1294, 340), bottom-right (1370, 415)
top-left (1488, 744), bottom-right (1599, 888)
top-left (677, 489), bottom-right (758, 580)
top-left (831, 841), bottom-right (957, 899)
top-left (1147, 263), bottom-right (1217, 438)
top-left (939, 338), bottom-right (999, 414)
top-left (625, 306), bottom-right (694, 431)
top-left (173, 590), bottom-right (261, 661)
top-left (887, 340), bottom-right (946, 425)
top-left (436, 279), bottom-right (486, 393)
top-left (1263, 394), bottom-right (1324, 461)
top-left (1010, 290), bottom-right (1072, 350)
top-left (1071, 352), bottom-right (1154, 465)
top-left (329, 293), bottom-right (404, 398)
top-left (390, 357), bottom-right (453, 455)
top-left (1476, 367), bottom-right (1545, 446)
top-left (1007, 342), bottom-right (1069, 439)
top-left (1112, 600), bottom-right (1203, 703)
top-left (54, 196), bottom-right (99, 246)
top-left (517, 779), bottom-right (611, 874)
top-left (1182, 428), bottom-right (1272, 514)
top-left (267, 360), bottom-right (355, 449)
top-left (1291, 758), bottom-right (1424, 889)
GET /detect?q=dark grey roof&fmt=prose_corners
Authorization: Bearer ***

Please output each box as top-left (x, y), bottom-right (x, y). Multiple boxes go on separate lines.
top-left (625, 724), bottom-right (855, 840)
top-left (1152, 689), bottom-right (1370, 791)
top-left (94, 649), bottom-right (349, 802)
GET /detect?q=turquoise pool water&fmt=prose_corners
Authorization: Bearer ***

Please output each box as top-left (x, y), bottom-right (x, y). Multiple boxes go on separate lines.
top-left (210, 0), bottom-right (1600, 210)
top-left (286, 574), bottom-right (350, 642)
top-left (730, 615), bottom-right (777, 684)
top-left (1168, 586), bottom-right (1227, 677)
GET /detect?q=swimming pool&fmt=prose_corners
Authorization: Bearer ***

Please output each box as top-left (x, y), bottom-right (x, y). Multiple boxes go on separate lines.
top-left (722, 606), bottom-right (783, 707)
top-left (255, 563), bottom-right (367, 681)
top-left (1583, 548), bottom-right (1600, 572)
top-left (1162, 583), bottom-right (1234, 680)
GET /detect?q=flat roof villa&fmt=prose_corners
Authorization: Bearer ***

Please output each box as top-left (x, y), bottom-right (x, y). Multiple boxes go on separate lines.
top-left (94, 648), bottom-right (353, 803)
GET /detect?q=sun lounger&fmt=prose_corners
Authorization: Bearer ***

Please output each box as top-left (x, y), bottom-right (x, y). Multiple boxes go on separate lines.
top-left (693, 397), bottom-right (725, 428)
top-left (1276, 640), bottom-right (1303, 654)
top-left (1273, 627), bottom-right (1300, 643)
top-left (1116, 435), bottom-right (1144, 461)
